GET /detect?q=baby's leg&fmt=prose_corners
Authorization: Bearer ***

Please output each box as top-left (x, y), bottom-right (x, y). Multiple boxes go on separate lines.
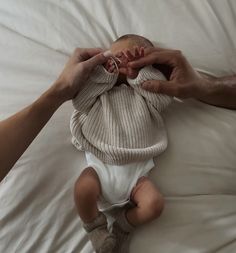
top-left (127, 176), bottom-right (164, 226)
top-left (112, 177), bottom-right (164, 253)
top-left (74, 167), bottom-right (101, 223)
top-left (74, 167), bottom-right (116, 253)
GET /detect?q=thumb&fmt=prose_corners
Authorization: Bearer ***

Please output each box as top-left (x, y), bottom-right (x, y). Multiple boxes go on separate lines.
top-left (84, 53), bottom-right (108, 69)
top-left (142, 80), bottom-right (176, 96)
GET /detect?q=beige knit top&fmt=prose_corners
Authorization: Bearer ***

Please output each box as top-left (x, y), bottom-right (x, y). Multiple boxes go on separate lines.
top-left (70, 65), bottom-right (172, 165)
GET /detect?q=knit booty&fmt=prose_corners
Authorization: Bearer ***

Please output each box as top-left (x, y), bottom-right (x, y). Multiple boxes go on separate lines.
top-left (112, 209), bottom-right (135, 253)
top-left (83, 212), bottom-right (116, 253)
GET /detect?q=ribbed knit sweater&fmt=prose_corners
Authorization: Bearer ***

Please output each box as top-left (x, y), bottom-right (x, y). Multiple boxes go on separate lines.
top-left (70, 65), bottom-right (172, 165)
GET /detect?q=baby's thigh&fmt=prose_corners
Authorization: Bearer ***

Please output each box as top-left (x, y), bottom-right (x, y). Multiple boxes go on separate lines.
top-left (74, 167), bottom-right (101, 198)
top-left (130, 177), bottom-right (164, 208)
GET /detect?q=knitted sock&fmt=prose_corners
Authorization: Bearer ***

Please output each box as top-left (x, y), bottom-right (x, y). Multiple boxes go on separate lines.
top-left (112, 209), bottom-right (135, 253)
top-left (83, 212), bottom-right (116, 253)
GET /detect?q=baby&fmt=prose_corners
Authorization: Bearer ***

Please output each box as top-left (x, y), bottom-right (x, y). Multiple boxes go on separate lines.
top-left (70, 34), bottom-right (172, 253)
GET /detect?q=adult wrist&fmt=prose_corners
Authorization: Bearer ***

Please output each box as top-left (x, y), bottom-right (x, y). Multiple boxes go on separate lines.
top-left (43, 82), bottom-right (67, 109)
top-left (196, 76), bottom-right (227, 106)
top-left (195, 76), bottom-right (217, 100)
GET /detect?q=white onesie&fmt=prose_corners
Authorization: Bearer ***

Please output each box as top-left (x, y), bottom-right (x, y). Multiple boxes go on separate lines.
top-left (85, 152), bottom-right (155, 211)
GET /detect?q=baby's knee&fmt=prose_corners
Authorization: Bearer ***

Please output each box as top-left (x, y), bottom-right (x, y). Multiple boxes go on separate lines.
top-left (74, 167), bottom-right (100, 202)
top-left (146, 194), bottom-right (164, 220)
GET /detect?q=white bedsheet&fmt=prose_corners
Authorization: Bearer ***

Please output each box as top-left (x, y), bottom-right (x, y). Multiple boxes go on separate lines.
top-left (0, 1), bottom-right (236, 252)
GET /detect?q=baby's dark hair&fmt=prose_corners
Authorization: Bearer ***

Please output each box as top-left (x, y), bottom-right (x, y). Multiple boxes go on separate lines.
top-left (115, 34), bottom-right (154, 48)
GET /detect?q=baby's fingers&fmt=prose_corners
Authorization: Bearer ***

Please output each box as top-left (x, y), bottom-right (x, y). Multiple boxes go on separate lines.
top-left (133, 46), bottom-right (144, 59)
top-left (108, 65), bottom-right (116, 73)
top-left (139, 47), bottom-right (145, 57)
top-left (117, 52), bottom-right (129, 67)
top-left (134, 47), bottom-right (140, 58)
top-left (124, 50), bottom-right (135, 61)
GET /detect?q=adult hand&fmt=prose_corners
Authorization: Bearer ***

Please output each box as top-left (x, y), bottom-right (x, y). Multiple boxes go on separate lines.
top-left (0, 47), bottom-right (111, 181)
top-left (128, 47), bottom-right (210, 99)
top-left (52, 48), bottom-right (109, 103)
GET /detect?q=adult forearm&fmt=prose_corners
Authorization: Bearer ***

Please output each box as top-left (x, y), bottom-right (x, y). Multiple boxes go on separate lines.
top-left (200, 75), bottom-right (236, 109)
top-left (0, 86), bottom-right (63, 181)
top-left (0, 48), bottom-right (108, 182)
top-left (129, 48), bottom-right (236, 110)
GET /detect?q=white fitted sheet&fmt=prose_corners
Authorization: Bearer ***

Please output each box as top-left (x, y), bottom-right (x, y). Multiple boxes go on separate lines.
top-left (0, 1), bottom-right (236, 252)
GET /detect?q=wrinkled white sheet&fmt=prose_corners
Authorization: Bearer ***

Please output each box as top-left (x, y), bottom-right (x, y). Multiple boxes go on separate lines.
top-left (0, 1), bottom-right (236, 252)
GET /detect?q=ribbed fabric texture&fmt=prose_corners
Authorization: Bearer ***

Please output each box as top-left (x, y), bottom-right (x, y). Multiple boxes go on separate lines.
top-left (70, 65), bottom-right (172, 165)
top-left (112, 209), bottom-right (134, 253)
top-left (83, 212), bottom-right (116, 252)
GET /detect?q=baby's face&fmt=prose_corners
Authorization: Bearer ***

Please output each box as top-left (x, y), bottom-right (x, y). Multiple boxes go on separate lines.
top-left (110, 39), bottom-right (138, 56)
top-left (107, 39), bottom-right (148, 80)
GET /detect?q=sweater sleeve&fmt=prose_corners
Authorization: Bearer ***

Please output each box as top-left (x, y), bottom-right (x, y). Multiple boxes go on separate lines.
top-left (127, 66), bottom-right (172, 112)
top-left (72, 65), bottom-right (118, 113)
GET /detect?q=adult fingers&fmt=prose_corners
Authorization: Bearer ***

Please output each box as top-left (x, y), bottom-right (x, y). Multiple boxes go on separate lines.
top-left (128, 50), bottom-right (182, 69)
top-left (141, 47), bottom-right (172, 58)
top-left (127, 52), bottom-right (160, 68)
top-left (144, 46), bottom-right (176, 55)
top-left (74, 48), bottom-right (104, 62)
top-left (144, 47), bottom-right (166, 55)
top-left (83, 52), bottom-right (108, 69)
top-left (142, 80), bottom-right (178, 96)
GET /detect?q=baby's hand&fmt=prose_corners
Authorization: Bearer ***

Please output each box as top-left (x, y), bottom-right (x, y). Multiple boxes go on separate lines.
top-left (104, 47), bottom-right (145, 78)
top-left (104, 58), bottom-right (117, 73)
top-left (117, 47), bottom-right (145, 79)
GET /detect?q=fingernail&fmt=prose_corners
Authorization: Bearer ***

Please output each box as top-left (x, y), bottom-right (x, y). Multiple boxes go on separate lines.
top-left (103, 50), bottom-right (112, 57)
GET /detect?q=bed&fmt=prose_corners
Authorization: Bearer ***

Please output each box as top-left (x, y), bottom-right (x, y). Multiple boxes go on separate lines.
top-left (0, 0), bottom-right (236, 252)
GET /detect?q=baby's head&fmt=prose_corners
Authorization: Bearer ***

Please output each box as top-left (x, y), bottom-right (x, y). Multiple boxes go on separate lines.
top-left (106, 34), bottom-right (154, 81)
top-left (110, 34), bottom-right (154, 56)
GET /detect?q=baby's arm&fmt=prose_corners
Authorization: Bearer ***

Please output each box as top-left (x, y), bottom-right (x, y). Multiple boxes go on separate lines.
top-left (127, 66), bottom-right (173, 112)
top-left (72, 65), bottom-right (118, 113)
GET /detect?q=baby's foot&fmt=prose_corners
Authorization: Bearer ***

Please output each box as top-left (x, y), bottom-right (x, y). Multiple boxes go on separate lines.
top-left (113, 222), bottom-right (132, 253)
top-left (112, 209), bottom-right (135, 253)
top-left (83, 212), bottom-right (116, 253)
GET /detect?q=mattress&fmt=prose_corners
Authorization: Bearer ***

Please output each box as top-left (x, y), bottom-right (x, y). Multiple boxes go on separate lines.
top-left (0, 1), bottom-right (236, 252)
